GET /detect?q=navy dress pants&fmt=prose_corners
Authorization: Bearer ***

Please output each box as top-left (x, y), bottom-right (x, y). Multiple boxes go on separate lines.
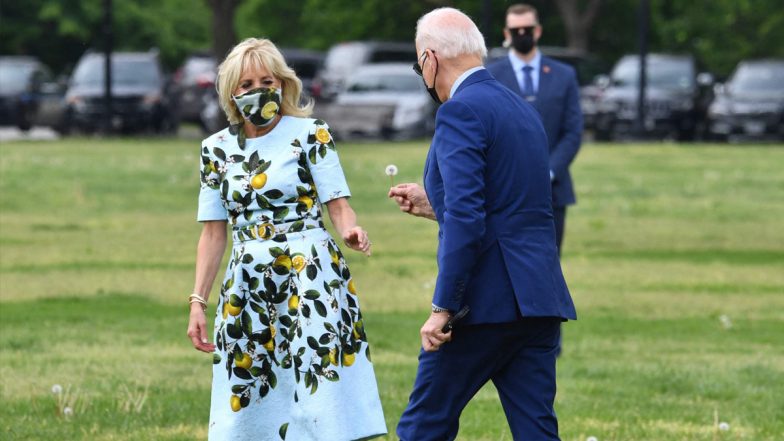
top-left (397, 317), bottom-right (562, 441)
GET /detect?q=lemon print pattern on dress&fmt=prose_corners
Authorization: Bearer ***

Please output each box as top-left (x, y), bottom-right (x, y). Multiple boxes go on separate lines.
top-left (315, 127), bottom-right (331, 144)
top-left (297, 195), bottom-right (314, 211)
top-left (235, 353), bottom-right (252, 370)
top-left (230, 395), bottom-right (242, 412)
top-left (201, 119), bottom-right (379, 434)
top-left (226, 302), bottom-right (242, 317)
top-left (287, 294), bottom-right (299, 313)
top-left (292, 254), bottom-right (306, 273)
top-left (342, 352), bottom-right (356, 367)
top-left (263, 326), bottom-right (276, 352)
top-left (250, 173), bottom-right (267, 190)
top-left (273, 255), bottom-right (292, 272)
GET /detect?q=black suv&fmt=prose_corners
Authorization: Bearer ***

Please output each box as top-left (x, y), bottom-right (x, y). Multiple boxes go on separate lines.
top-left (0, 56), bottom-right (65, 131)
top-left (64, 50), bottom-right (178, 133)
top-left (593, 54), bottom-right (714, 141)
top-left (707, 59), bottom-right (784, 141)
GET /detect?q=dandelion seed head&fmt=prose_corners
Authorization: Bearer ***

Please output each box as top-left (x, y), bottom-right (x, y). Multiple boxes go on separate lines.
top-left (719, 422), bottom-right (730, 431)
top-left (51, 384), bottom-right (63, 395)
top-left (385, 164), bottom-right (398, 176)
top-left (63, 407), bottom-right (73, 417)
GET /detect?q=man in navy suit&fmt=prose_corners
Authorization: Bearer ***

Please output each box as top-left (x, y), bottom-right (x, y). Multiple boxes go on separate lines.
top-left (486, 3), bottom-right (583, 255)
top-left (389, 7), bottom-right (576, 440)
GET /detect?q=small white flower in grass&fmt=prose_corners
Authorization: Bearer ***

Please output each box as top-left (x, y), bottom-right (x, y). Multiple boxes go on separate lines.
top-left (719, 422), bottom-right (730, 431)
top-left (51, 384), bottom-right (63, 395)
top-left (63, 407), bottom-right (73, 417)
top-left (719, 314), bottom-right (732, 329)
top-left (586, 437), bottom-right (598, 441)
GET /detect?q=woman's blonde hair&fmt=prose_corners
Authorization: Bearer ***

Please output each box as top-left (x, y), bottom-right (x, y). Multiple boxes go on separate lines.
top-left (216, 38), bottom-right (313, 125)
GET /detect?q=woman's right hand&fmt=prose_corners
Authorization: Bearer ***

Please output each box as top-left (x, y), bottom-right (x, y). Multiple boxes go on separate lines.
top-left (187, 304), bottom-right (216, 353)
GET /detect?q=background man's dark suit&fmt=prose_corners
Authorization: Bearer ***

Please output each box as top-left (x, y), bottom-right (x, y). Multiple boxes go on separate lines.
top-left (487, 55), bottom-right (582, 252)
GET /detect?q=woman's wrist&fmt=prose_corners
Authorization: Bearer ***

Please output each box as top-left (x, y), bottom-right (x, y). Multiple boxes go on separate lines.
top-left (189, 293), bottom-right (208, 311)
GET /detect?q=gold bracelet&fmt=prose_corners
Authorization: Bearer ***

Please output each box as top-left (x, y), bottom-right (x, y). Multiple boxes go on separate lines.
top-left (189, 293), bottom-right (207, 310)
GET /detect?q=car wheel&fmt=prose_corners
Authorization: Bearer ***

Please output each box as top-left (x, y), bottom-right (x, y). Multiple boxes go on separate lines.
top-left (16, 106), bottom-right (33, 132)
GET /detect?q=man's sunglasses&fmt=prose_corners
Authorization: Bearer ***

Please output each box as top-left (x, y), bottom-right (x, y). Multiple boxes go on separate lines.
top-left (508, 26), bottom-right (536, 35)
top-left (412, 51), bottom-right (429, 76)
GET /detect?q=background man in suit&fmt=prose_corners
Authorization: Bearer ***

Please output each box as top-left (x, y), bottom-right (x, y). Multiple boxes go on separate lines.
top-left (389, 7), bottom-right (576, 440)
top-left (486, 3), bottom-right (583, 255)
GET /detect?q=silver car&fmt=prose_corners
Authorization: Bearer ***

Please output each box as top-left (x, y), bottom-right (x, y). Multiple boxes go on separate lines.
top-left (324, 63), bottom-right (435, 140)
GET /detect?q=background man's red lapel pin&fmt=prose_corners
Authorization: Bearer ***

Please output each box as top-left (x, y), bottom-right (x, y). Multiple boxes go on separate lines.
top-left (543, 65), bottom-right (551, 74)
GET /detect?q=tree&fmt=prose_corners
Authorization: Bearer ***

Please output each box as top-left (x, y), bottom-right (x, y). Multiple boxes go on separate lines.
top-left (554, 0), bottom-right (603, 53)
top-left (206, 0), bottom-right (240, 60)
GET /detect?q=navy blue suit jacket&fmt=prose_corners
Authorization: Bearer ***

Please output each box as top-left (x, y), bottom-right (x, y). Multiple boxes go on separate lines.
top-left (424, 69), bottom-right (576, 325)
top-left (486, 54), bottom-right (583, 207)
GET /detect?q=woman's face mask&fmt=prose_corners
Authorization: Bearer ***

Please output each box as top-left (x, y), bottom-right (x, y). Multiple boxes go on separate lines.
top-left (232, 87), bottom-right (282, 127)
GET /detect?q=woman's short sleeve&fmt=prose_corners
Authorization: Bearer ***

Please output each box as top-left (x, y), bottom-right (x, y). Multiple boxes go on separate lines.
top-left (306, 120), bottom-right (351, 203)
top-left (197, 143), bottom-right (228, 222)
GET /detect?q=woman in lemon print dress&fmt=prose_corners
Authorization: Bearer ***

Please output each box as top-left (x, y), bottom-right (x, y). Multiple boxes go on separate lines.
top-left (185, 38), bottom-right (386, 441)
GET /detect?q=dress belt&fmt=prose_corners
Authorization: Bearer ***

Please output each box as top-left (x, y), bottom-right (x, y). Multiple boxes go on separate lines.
top-left (232, 217), bottom-right (325, 243)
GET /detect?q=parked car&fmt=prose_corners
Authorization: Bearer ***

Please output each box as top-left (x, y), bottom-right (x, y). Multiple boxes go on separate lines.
top-left (173, 52), bottom-right (216, 127)
top-left (0, 56), bottom-right (65, 131)
top-left (319, 63), bottom-right (435, 140)
top-left (280, 48), bottom-right (324, 102)
top-left (311, 41), bottom-right (415, 101)
top-left (486, 46), bottom-right (608, 129)
top-left (707, 59), bottom-right (784, 141)
top-left (593, 54), bottom-right (714, 141)
top-left (63, 50), bottom-right (179, 134)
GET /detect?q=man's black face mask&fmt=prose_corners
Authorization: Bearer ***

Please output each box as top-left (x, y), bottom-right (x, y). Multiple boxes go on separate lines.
top-left (509, 26), bottom-right (537, 54)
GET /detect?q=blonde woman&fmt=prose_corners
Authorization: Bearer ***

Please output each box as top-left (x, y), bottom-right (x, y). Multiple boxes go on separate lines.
top-left (186, 38), bottom-right (386, 440)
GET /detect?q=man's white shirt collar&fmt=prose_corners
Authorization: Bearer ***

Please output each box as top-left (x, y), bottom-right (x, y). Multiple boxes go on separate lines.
top-left (450, 66), bottom-right (485, 98)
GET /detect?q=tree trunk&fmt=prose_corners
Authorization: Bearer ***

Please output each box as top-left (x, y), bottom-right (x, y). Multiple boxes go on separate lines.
top-left (554, 0), bottom-right (603, 53)
top-left (206, 0), bottom-right (239, 61)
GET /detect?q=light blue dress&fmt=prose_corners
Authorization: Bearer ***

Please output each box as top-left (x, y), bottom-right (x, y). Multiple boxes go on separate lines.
top-left (198, 116), bottom-right (387, 441)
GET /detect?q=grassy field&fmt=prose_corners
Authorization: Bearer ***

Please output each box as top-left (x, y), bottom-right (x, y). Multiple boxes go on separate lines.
top-left (1, 136), bottom-right (783, 440)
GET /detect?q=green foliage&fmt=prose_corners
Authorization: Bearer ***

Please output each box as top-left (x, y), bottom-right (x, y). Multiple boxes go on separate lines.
top-left (648, 0), bottom-right (784, 77)
top-left (0, 0), bottom-right (210, 72)
top-left (2, 0), bottom-right (781, 77)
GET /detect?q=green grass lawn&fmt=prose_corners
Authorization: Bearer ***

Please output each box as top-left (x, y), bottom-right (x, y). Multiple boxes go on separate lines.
top-left (1, 136), bottom-right (783, 440)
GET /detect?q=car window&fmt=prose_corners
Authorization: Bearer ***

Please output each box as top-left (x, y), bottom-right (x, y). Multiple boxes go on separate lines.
top-left (612, 58), bottom-right (695, 90)
top-left (182, 58), bottom-right (216, 83)
top-left (368, 50), bottom-right (414, 63)
top-left (730, 63), bottom-right (784, 92)
top-left (324, 45), bottom-right (367, 73)
top-left (288, 60), bottom-right (320, 80)
top-left (0, 62), bottom-right (34, 94)
top-left (347, 72), bottom-right (422, 92)
top-left (73, 57), bottom-right (162, 87)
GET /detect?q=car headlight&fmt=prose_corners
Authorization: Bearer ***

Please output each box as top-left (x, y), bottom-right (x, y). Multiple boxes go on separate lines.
top-left (708, 102), bottom-right (730, 118)
top-left (393, 101), bottom-right (429, 129)
top-left (67, 95), bottom-right (86, 111)
top-left (754, 102), bottom-right (782, 113)
top-left (598, 100), bottom-right (619, 113)
top-left (675, 99), bottom-right (693, 111)
top-left (143, 93), bottom-right (161, 106)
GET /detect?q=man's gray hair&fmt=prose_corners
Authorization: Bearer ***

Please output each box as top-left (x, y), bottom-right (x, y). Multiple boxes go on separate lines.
top-left (415, 7), bottom-right (487, 59)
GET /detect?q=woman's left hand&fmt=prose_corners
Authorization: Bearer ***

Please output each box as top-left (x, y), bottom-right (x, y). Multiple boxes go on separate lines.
top-left (342, 226), bottom-right (371, 256)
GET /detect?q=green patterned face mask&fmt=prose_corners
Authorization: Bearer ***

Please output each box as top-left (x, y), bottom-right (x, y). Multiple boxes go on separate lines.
top-left (232, 87), bottom-right (282, 127)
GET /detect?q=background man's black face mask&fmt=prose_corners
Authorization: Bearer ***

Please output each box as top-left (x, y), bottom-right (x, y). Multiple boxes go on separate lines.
top-left (510, 26), bottom-right (536, 54)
